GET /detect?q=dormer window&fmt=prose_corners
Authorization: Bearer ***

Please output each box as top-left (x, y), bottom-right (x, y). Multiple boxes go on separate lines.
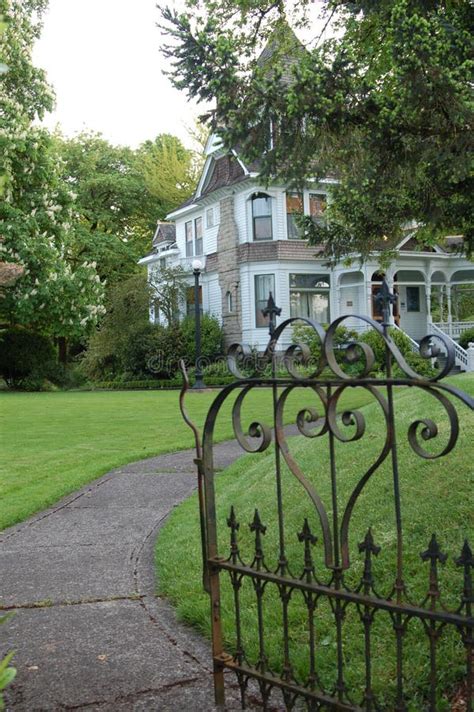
top-left (252, 193), bottom-right (273, 241)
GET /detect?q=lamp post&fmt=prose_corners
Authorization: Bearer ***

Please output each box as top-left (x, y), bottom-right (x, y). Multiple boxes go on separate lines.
top-left (192, 259), bottom-right (206, 389)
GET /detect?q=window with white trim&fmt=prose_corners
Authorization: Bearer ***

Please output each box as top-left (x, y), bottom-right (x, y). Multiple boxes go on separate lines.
top-left (255, 274), bottom-right (275, 327)
top-left (309, 193), bottom-right (327, 226)
top-left (286, 192), bottom-right (303, 239)
top-left (252, 193), bottom-right (273, 241)
top-left (194, 217), bottom-right (203, 255)
top-left (206, 207), bottom-right (214, 228)
top-left (289, 274), bottom-right (330, 323)
top-left (185, 221), bottom-right (193, 257)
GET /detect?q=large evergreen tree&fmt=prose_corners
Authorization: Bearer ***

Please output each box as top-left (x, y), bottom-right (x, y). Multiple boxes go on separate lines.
top-left (161, 0), bottom-right (473, 258)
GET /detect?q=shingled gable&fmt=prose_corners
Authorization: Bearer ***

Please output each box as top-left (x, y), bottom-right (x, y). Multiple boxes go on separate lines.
top-left (152, 221), bottom-right (176, 247)
top-left (256, 19), bottom-right (306, 85)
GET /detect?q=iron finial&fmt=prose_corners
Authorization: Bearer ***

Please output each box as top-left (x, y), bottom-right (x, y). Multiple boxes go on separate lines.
top-left (261, 291), bottom-right (282, 337)
top-left (374, 278), bottom-right (397, 328)
top-left (420, 533), bottom-right (448, 566)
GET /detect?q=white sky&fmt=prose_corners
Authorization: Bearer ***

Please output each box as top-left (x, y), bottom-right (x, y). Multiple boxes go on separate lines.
top-left (33, 0), bottom-right (200, 148)
top-left (33, 0), bottom-right (331, 150)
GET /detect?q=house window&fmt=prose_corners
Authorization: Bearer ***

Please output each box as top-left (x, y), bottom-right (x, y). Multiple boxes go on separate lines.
top-left (290, 273), bottom-right (330, 323)
top-left (206, 208), bottom-right (214, 228)
top-left (406, 286), bottom-right (420, 312)
top-left (255, 274), bottom-right (275, 327)
top-left (309, 193), bottom-right (327, 226)
top-left (185, 221), bottom-right (193, 257)
top-left (226, 290), bottom-right (234, 313)
top-left (194, 217), bottom-right (203, 255)
top-left (286, 192), bottom-right (303, 239)
top-left (252, 193), bottom-right (273, 241)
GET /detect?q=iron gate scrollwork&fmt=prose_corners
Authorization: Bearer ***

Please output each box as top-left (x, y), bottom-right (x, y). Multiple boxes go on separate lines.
top-left (179, 292), bottom-right (474, 712)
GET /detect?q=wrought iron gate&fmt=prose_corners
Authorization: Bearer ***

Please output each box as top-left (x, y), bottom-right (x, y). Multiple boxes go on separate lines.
top-left (180, 296), bottom-right (473, 711)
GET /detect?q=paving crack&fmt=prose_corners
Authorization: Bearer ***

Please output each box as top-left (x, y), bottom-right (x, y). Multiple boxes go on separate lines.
top-left (0, 593), bottom-right (143, 611)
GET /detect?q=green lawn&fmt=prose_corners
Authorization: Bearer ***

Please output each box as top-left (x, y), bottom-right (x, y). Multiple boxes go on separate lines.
top-left (0, 385), bottom-right (373, 531)
top-left (156, 375), bottom-right (474, 710)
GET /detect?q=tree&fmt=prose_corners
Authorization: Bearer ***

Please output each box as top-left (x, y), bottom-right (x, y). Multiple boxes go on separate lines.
top-left (161, 0), bottom-right (473, 259)
top-left (0, 0), bottom-right (105, 344)
top-left (80, 274), bottom-right (152, 379)
top-left (138, 134), bottom-right (199, 219)
top-left (149, 264), bottom-right (188, 326)
top-left (55, 132), bottom-right (162, 286)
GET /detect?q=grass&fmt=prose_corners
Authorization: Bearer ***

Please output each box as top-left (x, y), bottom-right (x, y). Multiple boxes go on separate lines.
top-left (156, 375), bottom-right (474, 710)
top-left (0, 385), bottom-right (373, 531)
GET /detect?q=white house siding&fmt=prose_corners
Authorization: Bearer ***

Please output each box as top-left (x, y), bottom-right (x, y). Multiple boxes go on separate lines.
top-left (206, 273), bottom-right (222, 321)
top-left (204, 202), bottom-right (220, 253)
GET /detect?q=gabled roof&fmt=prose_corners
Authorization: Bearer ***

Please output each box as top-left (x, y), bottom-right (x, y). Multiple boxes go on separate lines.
top-left (256, 20), bottom-right (306, 86)
top-left (200, 154), bottom-right (247, 198)
top-left (152, 221), bottom-right (176, 247)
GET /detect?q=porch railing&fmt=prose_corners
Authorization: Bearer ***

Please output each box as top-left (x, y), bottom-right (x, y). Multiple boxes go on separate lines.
top-left (432, 320), bottom-right (474, 339)
top-left (430, 321), bottom-right (469, 370)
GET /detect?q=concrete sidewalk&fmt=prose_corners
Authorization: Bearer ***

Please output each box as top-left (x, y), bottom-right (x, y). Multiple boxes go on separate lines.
top-left (0, 439), bottom-right (255, 711)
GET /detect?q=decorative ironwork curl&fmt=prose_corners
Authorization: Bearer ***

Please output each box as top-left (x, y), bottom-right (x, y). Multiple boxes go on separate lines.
top-left (232, 384), bottom-right (272, 453)
top-left (407, 385), bottom-right (459, 459)
top-left (226, 314), bottom-right (460, 384)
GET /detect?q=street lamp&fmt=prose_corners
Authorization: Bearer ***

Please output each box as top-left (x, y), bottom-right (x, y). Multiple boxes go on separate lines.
top-left (192, 258), bottom-right (206, 389)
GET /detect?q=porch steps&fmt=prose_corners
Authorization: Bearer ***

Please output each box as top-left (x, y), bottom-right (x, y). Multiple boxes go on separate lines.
top-left (435, 354), bottom-right (463, 376)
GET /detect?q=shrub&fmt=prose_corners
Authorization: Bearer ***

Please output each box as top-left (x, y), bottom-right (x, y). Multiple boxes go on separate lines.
top-left (80, 275), bottom-right (152, 380)
top-left (95, 321), bottom-right (189, 380)
top-left (0, 327), bottom-right (56, 388)
top-left (360, 328), bottom-right (435, 378)
top-left (291, 322), bottom-right (360, 374)
top-left (181, 313), bottom-right (224, 365)
top-left (459, 327), bottom-right (474, 350)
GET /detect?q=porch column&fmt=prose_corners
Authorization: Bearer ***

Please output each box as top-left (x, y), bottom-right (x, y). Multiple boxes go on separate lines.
top-left (335, 284), bottom-right (342, 319)
top-left (439, 286), bottom-right (444, 324)
top-left (386, 275), bottom-right (395, 325)
top-left (426, 278), bottom-right (432, 328)
top-left (366, 279), bottom-right (373, 319)
top-left (446, 284), bottom-right (453, 337)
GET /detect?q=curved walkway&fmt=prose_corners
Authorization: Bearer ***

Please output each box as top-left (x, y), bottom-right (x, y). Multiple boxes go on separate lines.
top-left (0, 439), bottom-right (254, 711)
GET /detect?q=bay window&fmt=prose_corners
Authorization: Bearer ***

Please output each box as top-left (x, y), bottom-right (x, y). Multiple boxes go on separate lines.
top-left (255, 274), bottom-right (275, 327)
top-left (290, 274), bottom-right (330, 323)
top-left (309, 193), bottom-right (327, 226)
top-left (286, 192), bottom-right (303, 239)
top-left (252, 193), bottom-right (273, 241)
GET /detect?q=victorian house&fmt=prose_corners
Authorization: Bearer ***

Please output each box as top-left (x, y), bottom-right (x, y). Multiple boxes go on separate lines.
top-left (139, 128), bottom-right (474, 371)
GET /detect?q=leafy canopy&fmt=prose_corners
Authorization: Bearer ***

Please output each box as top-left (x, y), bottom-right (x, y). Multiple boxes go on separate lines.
top-left (0, 0), bottom-right (105, 337)
top-left (161, 0), bottom-right (473, 258)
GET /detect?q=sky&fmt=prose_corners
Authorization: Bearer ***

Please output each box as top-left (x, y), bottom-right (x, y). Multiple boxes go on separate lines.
top-left (32, 0), bottom-right (201, 149)
top-left (32, 0), bottom-right (330, 150)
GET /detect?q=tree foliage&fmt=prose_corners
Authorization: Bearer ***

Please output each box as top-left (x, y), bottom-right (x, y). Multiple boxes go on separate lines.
top-left (161, 0), bottom-right (473, 258)
top-left (0, 0), bottom-right (105, 338)
top-left (138, 133), bottom-right (199, 218)
top-left (55, 131), bottom-right (161, 286)
top-left (80, 274), bottom-right (152, 379)
top-left (149, 264), bottom-right (188, 326)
